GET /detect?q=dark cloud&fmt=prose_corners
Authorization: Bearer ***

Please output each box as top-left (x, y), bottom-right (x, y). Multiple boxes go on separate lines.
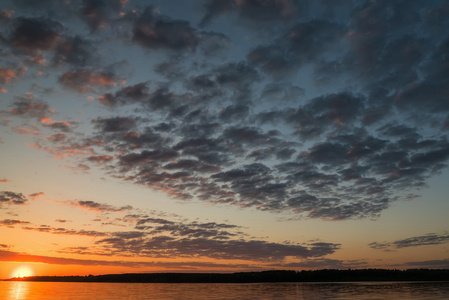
top-left (9, 17), bottom-right (62, 51)
top-left (201, 0), bottom-right (298, 26)
top-left (94, 231), bottom-right (339, 261)
top-left (53, 36), bottom-right (96, 67)
top-left (81, 0), bottom-right (127, 31)
top-left (402, 259), bottom-right (449, 269)
top-left (60, 199), bottom-right (132, 213)
top-left (87, 154), bottom-right (114, 164)
top-left (92, 116), bottom-right (136, 132)
top-left (22, 225), bottom-right (107, 237)
top-left (132, 6), bottom-right (199, 51)
top-left (0, 9), bottom-right (13, 24)
top-left (279, 258), bottom-right (368, 269)
top-left (369, 233), bottom-right (449, 250)
top-left (198, 31), bottom-right (229, 56)
top-left (132, 6), bottom-right (229, 55)
top-left (82, 78), bottom-right (449, 220)
top-left (0, 219), bottom-right (30, 227)
top-left (247, 45), bottom-right (291, 77)
top-left (164, 159), bottom-right (220, 173)
top-left (98, 82), bottom-right (150, 107)
top-left (0, 191), bottom-right (28, 208)
top-left (215, 61), bottom-right (260, 88)
top-left (3, 1), bottom-right (449, 223)
top-left (6, 94), bottom-right (53, 121)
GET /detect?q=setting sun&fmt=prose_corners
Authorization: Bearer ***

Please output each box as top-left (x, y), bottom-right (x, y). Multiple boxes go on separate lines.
top-left (11, 266), bottom-right (34, 278)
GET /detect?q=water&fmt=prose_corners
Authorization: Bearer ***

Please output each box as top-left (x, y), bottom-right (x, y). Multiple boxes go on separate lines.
top-left (2, 281), bottom-right (449, 300)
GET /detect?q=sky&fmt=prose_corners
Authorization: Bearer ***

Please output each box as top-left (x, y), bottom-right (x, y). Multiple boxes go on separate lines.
top-left (0, 0), bottom-right (449, 279)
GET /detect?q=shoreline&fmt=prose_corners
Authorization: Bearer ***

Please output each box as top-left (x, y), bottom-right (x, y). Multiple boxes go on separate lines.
top-left (4, 269), bottom-right (449, 283)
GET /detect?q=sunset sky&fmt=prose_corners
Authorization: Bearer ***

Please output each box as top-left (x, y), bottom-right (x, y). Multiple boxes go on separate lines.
top-left (1, 0), bottom-right (449, 279)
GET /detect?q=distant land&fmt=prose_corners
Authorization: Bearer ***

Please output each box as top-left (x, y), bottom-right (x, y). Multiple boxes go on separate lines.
top-left (5, 269), bottom-right (449, 283)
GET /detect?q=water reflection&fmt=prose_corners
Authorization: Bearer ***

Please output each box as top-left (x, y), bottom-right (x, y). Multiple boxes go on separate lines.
top-left (0, 281), bottom-right (448, 299)
top-left (9, 282), bottom-right (29, 300)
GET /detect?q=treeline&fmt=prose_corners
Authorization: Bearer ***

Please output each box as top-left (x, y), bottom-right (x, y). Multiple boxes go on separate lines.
top-left (7, 269), bottom-right (449, 283)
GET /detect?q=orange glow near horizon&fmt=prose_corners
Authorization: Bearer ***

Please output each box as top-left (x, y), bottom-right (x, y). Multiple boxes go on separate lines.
top-left (11, 265), bottom-right (34, 278)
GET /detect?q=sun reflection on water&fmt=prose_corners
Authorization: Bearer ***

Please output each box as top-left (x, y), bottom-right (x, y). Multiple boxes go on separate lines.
top-left (10, 282), bottom-right (29, 300)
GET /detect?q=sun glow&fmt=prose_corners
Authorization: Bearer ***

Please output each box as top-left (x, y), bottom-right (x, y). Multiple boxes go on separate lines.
top-left (11, 265), bottom-right (34, 278)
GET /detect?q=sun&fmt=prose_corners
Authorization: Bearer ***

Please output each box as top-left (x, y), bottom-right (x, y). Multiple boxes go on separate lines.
top-left (11, 265), bottom-right (34, 278)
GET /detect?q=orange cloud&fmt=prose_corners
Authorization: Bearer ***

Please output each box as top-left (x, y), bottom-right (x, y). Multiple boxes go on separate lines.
top-left (0, 66), bottom-right (27, 84)
top-left (0, 179), bottom-right (11, 183)
top-left (42, 143), bottom-right (94, 160)
top-left (60, 164), bottom-right (91, 174)
top-left (0, 67), bottom-right (16, 83)
top-left (12, 124), bottom-right (40, 135)
top-left (59, 70), bottom-right (125, 93)
top-left (40, 117), bottom-right (76, 132)
top-left (28, 192), bottom-right (44, 200)
top-left (27, 142), bottom-right (42, 150)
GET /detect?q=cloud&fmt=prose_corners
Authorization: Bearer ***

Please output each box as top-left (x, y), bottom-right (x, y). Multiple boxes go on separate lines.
top-left (93, 233), bottom-right (339, 261)
top-left (369, 233), bottom-right (449, 251)
top-left (12, 124), bottom-right (40, 135)
top-left (98, 82), bottom-right (150, 107)
top-left (56, 199), bottom-right (133, 213)
top-left (41, 143), bottom-right (94, 160)
top-left (0, 66), bottom-right (27, 84)
top-left (47, 214), bottom-right (338, 261)
top-left (41, 118), bottom-right (76, 132)
top-left (6, 93), bottom-right (53, 122)
top-left (60, 164), bottom-right (91, 174)
top-left (87, 154), bottom-right (114, 164)
top-left (58, 69), bottom-right (125, 93)
top-left (0, 179), bottom-right (11, 183)
top-left (0, 191), bottom-right (28, 208)
top-left (81, 0), bottom-right (128, 31)
top-left (402, 259), bottom-right (449, 269)
top-left (200, 0), bottom-right (297, 26)
top-left (22, 225), bottom-right (107, 237)
top-left (279, 258), bottom-right (368, 269)
top-left (92, 116), bottom-right (136, 132)
top-left (0, 219), bottom-right (31, 228)
top-left (46, 132), bottom-right (68, 143)
top-left (132, 6), bottom-right (199, 51)
top-left (0, 248), bottom-right (256, 270)
top-left (9, 17), bottom-right (62, 51)
top-left (28, 192), bottom-right (44, 200)
top-left (0, 189), bottom-right (340, 263)
top-left (2, 1), bottom-right (449, 224)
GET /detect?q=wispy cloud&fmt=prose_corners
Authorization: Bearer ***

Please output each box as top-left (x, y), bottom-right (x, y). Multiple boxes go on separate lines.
top-left (0, 248), bottom-right (257, 270)
top-left (0, 219), bottom-right (31, 228)
top-left (369, 233), bottom-right (449, 251)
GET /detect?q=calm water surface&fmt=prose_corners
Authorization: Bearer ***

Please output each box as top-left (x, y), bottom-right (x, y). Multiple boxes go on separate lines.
top-left (2, 281), bottom-right (449, 300)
